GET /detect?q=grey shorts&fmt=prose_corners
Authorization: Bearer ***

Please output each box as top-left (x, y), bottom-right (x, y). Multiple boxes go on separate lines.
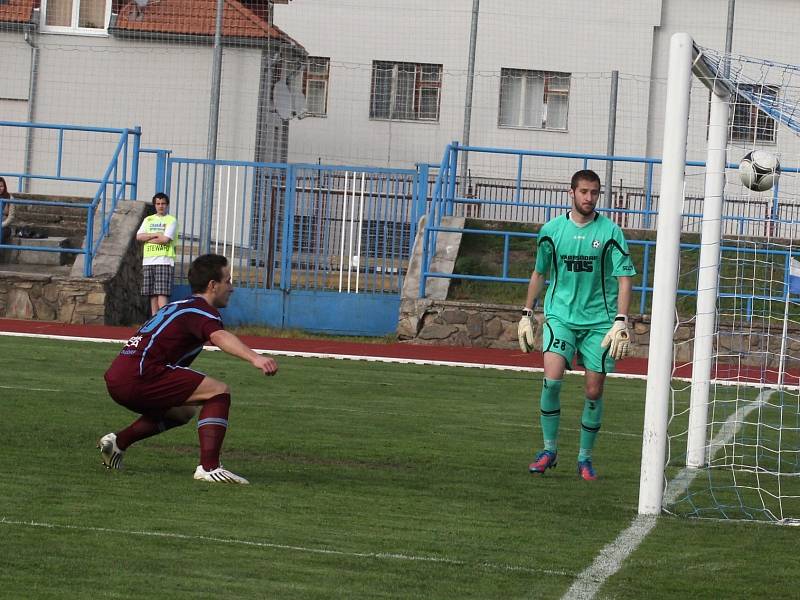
top-left (142, 264), bottom-right (174, 297)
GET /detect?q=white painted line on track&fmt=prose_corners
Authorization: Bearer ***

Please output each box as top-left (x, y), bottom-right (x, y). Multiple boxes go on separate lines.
top-left (562, 388), bottom-right (777, 600)
top-left (0, 516), bottom-right (573, 577)
top-left (0, 330), bottom-right (652, 379)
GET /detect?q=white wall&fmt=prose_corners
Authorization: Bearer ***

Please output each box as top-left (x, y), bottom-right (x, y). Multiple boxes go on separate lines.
top-left (274, 0), bottom-right (662, 182)
top-left (275, 0), bottom-right (800, 194)
top-left (4, 1), bottom-right (800, 201)
top-left (0, 30), bottom-right (265, 199)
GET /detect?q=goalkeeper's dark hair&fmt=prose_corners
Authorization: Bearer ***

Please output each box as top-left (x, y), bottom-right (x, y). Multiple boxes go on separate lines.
top-left (570, 169), bottom-right (601, 190)
top-left (188, 254), bottom-right (228, 293)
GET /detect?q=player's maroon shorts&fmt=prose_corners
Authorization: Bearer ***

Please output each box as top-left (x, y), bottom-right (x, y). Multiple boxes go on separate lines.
top-left (104, 358), bottom-right (205, 415)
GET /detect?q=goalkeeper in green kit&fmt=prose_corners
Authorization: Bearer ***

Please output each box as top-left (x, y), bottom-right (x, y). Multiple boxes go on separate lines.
top-left (518, 169), bottom-right (636, 480)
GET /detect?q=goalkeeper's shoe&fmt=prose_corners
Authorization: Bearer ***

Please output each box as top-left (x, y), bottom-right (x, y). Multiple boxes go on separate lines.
top-left (577, 460), bottom-right (597, 481)
top-left (193, 464), bottom-right (250, 485)
top-left (528, 450), bottom-right (558, 474)
top-left (97, 433), bottom-right (124, 470)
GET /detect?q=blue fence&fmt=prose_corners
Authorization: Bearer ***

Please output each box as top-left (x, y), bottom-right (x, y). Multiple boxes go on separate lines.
top-left (4, 122), bottom-right (799, 328)
top-left (420, 142), bottom-right (800, 317)
top-left (160, 156), bottom-right (425, 333)
top-left (0, 121), bottom-right (141, 276)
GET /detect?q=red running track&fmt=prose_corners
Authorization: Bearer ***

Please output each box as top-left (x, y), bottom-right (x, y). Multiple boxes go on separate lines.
top-left (3, 318), bottom-right (797, 384)
top-left (0, 318), bottom-right (652, 375)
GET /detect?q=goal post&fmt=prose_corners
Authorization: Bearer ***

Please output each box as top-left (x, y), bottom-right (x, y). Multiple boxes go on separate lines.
top-left (639, 32), bottom-right (800, 522)
top-left (638, 32), bottom-right (694, 516)
top-left (686, 73), bottom-right (730, 469)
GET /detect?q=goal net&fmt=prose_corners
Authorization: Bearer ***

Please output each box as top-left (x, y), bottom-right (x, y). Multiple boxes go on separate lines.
top-left (640, 33), bottom-right (800, 523)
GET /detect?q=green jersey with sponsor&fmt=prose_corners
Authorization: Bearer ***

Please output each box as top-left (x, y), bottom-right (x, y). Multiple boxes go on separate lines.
top-left (534, 211), bottom-right (636, 328)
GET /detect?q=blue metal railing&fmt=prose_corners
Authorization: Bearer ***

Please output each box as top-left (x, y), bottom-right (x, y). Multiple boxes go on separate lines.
top-left (0, 121), bottom-right (141, 276)
top-left (162, 156), bottom-right (421, 294)
top-left (420, 142), bottom-right (800, 316)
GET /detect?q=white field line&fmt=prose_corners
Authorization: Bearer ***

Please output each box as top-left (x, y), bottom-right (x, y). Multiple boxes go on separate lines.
top-left (662, 389), bottom-right (773, 507)
top-left (561, 514), bottom-right (658, 600)
top-left (3, 331), bottom-right (796, 393)
top-left (0, 517), bottom-right (573, 577)
top-left (495, 421), bottom-right (641, 438)
top-left (0, 330), bottom-right (650, 379)
top-left (0, 384), bottom-right (61, 392)
top-left (562, 389), bottom-right (775, 600)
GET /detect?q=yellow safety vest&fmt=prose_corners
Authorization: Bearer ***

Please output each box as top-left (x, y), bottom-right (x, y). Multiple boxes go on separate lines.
top-left (142, 214), bottom-right (177, 259)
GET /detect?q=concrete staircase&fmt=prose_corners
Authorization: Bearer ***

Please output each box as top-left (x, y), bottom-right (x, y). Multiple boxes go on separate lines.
top-left (0, 194), bottom-right (90, 269)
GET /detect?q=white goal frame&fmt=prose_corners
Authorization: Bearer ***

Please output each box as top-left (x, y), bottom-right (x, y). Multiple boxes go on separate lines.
top-left (638, 32), bottom-right (734, 515)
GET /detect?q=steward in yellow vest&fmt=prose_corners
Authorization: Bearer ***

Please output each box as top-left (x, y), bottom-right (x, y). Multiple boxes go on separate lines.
top-left (136, 193), bottom-right (179, 316)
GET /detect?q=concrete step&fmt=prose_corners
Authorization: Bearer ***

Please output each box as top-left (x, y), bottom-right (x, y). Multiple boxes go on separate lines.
top-left (7, 194), bottom-right (92, 250)
top-left (14, 236), bottom-right (74, 266)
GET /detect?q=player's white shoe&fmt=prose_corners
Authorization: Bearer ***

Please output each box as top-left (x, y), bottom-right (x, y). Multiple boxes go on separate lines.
top-left (97, 432), bottom-right (124, 469)
top-left (193, 464), bottom-right (250, 485)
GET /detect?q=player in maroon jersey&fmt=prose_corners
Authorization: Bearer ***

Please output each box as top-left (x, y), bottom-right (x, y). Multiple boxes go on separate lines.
top-left (99, 253), bottom-right (278, 484)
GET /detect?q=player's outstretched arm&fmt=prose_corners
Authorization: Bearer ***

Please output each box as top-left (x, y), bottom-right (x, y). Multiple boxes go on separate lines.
top-left (209, 329), bottom-right (278, 376)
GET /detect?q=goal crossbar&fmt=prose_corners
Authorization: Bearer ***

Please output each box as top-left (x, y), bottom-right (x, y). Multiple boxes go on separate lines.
top-left (693, 43), bottom-right (800, 135)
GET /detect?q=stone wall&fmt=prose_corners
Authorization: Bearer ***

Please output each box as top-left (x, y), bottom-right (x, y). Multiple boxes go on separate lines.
top-left (397, 298), bottom-right (799, 370)
top-left (398, 299), bottom-right (650, 357)
top-left (0, 201), bottom-right (149, 326)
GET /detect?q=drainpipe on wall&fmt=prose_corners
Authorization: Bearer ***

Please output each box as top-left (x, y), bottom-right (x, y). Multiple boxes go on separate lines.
top-left (23, 18), bottom-right (39, 194)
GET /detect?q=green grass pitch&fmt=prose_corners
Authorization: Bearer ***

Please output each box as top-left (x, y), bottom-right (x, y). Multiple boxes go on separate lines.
top-left (1, 336), bottom-right (798, 598)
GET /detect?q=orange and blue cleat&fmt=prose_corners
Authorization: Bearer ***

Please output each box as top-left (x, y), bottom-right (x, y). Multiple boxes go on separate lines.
top-left (529, 450), bottom-right (558, 474)
top-left (577, 460), bottom-right (597, 481)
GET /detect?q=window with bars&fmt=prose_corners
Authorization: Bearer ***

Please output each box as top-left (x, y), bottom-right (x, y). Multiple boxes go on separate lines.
top-left (304, 57), bottom-right (330, 117)
top-left (42, 0), bottom-right (111, 32)
top-left (730, 84), bottom-right (778, 144)
top-left (370, 61), bottom-right (442, 122)
top-left (498, 68), bottom-right (570, 130)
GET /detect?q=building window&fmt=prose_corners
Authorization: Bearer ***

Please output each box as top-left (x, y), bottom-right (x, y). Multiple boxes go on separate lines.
top-left (370, 61), bottom-right (442, 122)
top-left (498, 69), bottom-right (570, 130)
top-left (730, 85), bottom-right (778, 144)
top-left (42, 0), bottom-right (111, 32)
top-left (304, 57), bottom-right (330, 117)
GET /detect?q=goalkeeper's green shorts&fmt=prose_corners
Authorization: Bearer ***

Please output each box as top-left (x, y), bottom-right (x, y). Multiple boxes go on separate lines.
top-left (542, 316), bottom-right (615, 374)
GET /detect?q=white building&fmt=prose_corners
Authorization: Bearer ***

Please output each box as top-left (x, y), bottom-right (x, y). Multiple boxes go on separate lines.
top-left (0, 0), bottom-right (305, 198)
top-left (1, 1), bottom-right (798, 199)
top-left (273, 0), bottom-right (800, 194)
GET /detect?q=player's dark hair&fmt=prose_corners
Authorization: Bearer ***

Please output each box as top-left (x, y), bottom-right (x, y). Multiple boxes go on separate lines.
top-left (152, 192), bottom-right (170, 205)
top-left (0, 176), bottom-right (9, 199)
top-left (570, 169), bottom-right (601, 190)
top-left (188, 254), bottom-right (228, 293)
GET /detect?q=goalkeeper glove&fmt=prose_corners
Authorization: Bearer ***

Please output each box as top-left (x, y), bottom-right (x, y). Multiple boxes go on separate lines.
top-left (518, 308), bottom-right (535, 353)
top-left (601, 315), bottom-right (630, 360)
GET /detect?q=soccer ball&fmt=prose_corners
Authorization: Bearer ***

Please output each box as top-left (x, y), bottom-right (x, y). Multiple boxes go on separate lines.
top-left (738, 150), bottom-right (780, 192)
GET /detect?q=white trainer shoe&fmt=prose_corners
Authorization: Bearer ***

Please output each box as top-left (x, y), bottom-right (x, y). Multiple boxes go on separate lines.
top-left (193, 464), bottom-right (250, 485)
top-left (98, 433), bottom-right (124, 469)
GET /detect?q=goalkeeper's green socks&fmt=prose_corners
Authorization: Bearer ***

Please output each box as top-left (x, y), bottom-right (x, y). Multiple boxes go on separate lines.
top-left (578, 397), bottom-right (604, 461)
top-left (539, 378), bottom-right (562, 452)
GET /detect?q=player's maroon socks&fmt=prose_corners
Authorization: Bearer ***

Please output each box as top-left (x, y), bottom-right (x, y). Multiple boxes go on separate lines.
top-left (116, 415), bottom-right (186, 450)
top-left (197, 393), bottom-right (231, 470)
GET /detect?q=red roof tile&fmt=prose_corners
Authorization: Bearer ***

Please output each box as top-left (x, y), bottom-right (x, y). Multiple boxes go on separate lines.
top-left (114, 0), bottom-right (300, 45)
top-left (0, 0), bottom-right (34, 24)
